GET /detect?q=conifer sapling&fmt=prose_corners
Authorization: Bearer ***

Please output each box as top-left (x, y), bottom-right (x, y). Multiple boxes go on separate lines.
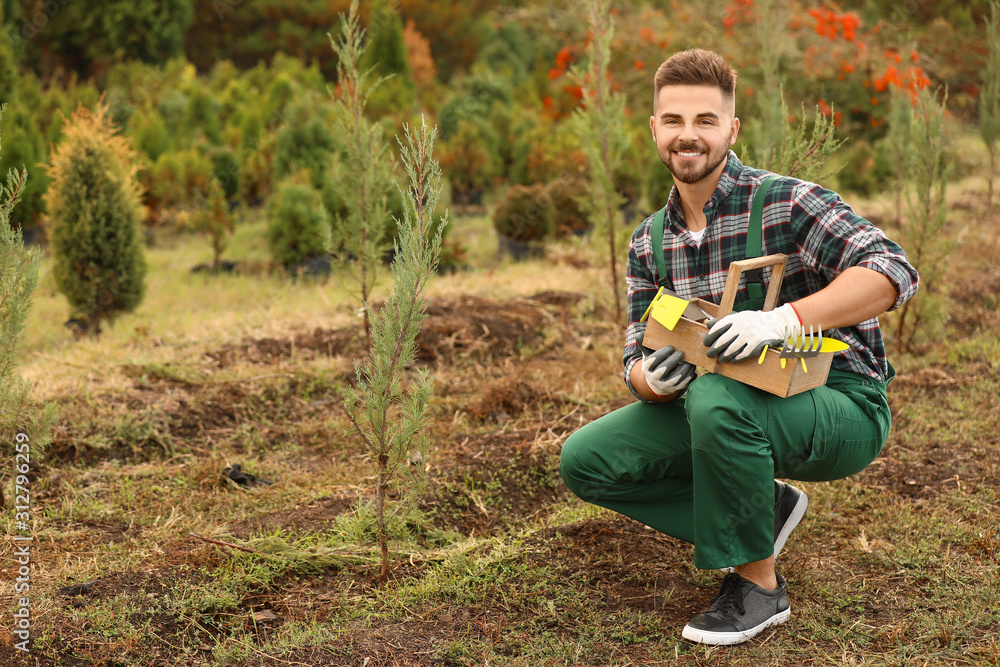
top-left (342, 117), bottom-right (446, 585)
top-left (571, 0), bottom-right (629, 325)
top-left (328, 0), bottom-right (398, 352)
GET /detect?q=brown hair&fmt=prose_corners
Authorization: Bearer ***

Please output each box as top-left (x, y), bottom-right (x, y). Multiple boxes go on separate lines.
top-left (653, 49), bottom-right (737, 113)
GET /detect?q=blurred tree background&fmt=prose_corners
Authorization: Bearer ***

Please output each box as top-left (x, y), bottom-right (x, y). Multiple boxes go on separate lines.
top-left (0, 0), bottom-right (995, 326)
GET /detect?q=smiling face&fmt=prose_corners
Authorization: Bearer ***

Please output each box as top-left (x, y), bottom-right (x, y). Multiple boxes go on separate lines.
top-left (650, 84), bottom-right (740, 186)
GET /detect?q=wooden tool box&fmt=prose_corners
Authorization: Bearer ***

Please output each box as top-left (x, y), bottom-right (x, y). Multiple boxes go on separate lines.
top-left (641, 254), bottom-right (835, 398)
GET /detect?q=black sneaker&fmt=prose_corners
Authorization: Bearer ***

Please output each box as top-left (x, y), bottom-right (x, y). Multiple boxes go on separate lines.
top-left (681, 573), bottom-right (790, 645)
top-left (773, 480), bottom-right (808, 560)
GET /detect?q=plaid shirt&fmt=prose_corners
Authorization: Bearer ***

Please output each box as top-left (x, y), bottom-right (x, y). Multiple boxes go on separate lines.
top-left (624, 152), bottom-right (919, 397)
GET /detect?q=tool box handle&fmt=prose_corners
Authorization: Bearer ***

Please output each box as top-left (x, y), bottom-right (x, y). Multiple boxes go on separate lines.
top-left (716, 254), bottom-right (788, 319)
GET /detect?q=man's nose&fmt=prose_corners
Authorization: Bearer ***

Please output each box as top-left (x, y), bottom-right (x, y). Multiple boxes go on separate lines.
top-left (676, 121), bottom-right (699, 143)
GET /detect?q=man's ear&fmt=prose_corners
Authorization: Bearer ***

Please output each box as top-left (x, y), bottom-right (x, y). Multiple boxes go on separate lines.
top-left (649, 115), bottom-right (656, 142)
top-left (730, 117), bottom-right (741, 145)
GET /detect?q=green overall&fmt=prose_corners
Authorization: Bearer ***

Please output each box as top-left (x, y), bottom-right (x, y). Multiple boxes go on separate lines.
top-left (559, 177), bottom-right (894, 570)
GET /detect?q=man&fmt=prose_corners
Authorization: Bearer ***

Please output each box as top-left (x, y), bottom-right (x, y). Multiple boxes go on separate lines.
top-left (559, 49), bottom-right (918, 646)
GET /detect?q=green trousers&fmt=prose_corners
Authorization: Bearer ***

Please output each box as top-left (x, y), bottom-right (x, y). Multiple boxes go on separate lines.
top-left (559, 368), bottom-right (893, 570)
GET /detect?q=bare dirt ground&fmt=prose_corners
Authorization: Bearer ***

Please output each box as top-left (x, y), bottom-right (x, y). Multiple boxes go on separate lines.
top-left (4, 241), bottom-right (1000, 665)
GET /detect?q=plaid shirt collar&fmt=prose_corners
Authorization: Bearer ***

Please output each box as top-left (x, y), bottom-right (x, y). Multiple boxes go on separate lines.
top-left (664, 151), bottom-right (744, 229)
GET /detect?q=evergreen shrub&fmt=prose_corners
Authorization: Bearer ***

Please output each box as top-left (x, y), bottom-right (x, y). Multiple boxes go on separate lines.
top-left (834, 140), bottom-right (893, 197)
top-left (265, 74), bottom-right (296, 122)
top-left (146, 148), bottom-right (213, 212)
top-left (0, 105), bottom-right (47, 233)
top-left (492, 183), bottom-right (554, 243)
top-left (437, 75), bottom-right (510, 140)
top-left (475, 24), bottom-right (535, 83)
top-left (157, 89), bottom-right (190, 143)
top-left (239, 129), bottom-right (276, 206)
top-left (510, 119), bottom-right (587, 185)
top-left (185, 86), bottom-right (224, 145)
top-left (545, 178), bottom-right (591, 238)
top-left (266, 178), bottom-right (332, 270)
top-left (236, 107), bottom-right (265, 151)
top-left (207, 145), bottom-right (240, 201)
top-left (190, 179), bottom-right (234, 270)
top-left (358, 3), bottom-right (415, 116)
top-left (130, 107), bottom-right (172, 162)
top-left (43, 101), bottom-right (147, 335)
top-left (273, 98), bottom-right (338, 187)
top-left (439, 119), bottom-right (501, 205)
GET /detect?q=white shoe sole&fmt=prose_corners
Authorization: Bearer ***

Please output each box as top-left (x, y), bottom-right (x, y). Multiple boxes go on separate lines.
top-left (773, 490), bottom-right (809, 560)
top-left (681, 607), bottom-right (791, 645)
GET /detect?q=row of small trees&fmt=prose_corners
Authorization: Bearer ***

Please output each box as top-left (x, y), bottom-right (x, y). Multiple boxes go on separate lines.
top-left (24, 11), bottom-right (440, 338)
top-left (10, 6), bottom-right (999, 349)
top-left (0, 3), bottom-right (447, 584)
top-left (6, 0), bottom-right (998, 244)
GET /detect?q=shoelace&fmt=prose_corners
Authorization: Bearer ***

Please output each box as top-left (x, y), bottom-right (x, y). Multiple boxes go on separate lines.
top-left (710, 573), bottom-right (747, 617)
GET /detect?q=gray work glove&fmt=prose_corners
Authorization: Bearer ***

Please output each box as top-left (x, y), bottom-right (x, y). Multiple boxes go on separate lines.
top-left (638, 337), bottom-right (697, 397)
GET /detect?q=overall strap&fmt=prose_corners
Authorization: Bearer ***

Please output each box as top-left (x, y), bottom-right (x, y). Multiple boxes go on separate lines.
top-left (651, 206), bottom-right (669, 286)
top-left (744, 174), bottom-right (781, 302)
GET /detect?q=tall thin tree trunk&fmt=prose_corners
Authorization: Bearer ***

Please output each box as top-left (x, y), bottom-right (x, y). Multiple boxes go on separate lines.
top-left (601, 136), bottom-right (622, 324)
top-left (989, 147), bottom-right (996, 218)
top-left (895, 300), bottom-right (911, 354)
top-left (362, 227), bottom-right (372, 354)
top-left (595, 45), bottom-right (622, 325)
top-left (364, 309), bottom-right (372, 356)
top-left (376, 455), bottom-right (389, 585)
top-left (609, 225), bottom-right (621, 324)
top-left (895, 173), bottom-right (904, 228)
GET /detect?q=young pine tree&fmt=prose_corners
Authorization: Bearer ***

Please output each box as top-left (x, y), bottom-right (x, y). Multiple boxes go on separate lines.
top-left (358, 0), bottom-right (412, 84)
top-left (750, 0), bottom-right (786, 162)
top-left (884, 86), bottom-right (914, 227)
top-left (980, 1), bottom-right (1000, 217)
top-left (0, 106), bottom-right (55, 508)
top-left (747, 96), bottom-right (843, 183)
top-left (342, 117), bottom-right (446, 585)
top-left (357, 0), bottom-right (415, 115)
top-left (894, 85), bottom-right (952, 352)
top-left (741, 0), bottom-right (843, 182)
top-left (570, 0), bottom-right (630, 325)
top-left (329, 0), bottom-right (398, 352)
top-left (190, 179), bottom-right (234, 271)
top-left (43, 99), bottom-right (147, 336)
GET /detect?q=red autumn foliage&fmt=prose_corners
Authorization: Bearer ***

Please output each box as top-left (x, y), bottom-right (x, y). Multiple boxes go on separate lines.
top-left (807, 7), bottom-right (862, 45)
top-left (872, 64), bottom-right (931, 102)
top-left (723, 0), bottom-right (755, 36)
top-left (549, 46), bottom-right (577, 81)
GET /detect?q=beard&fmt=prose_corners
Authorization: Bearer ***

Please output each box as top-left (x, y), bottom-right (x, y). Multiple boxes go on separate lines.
top-left (658, 138), bottom-right (731, 185)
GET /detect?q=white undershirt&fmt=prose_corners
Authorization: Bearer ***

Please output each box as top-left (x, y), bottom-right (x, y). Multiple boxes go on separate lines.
top-left (688, 227), bottom-right (706, 248)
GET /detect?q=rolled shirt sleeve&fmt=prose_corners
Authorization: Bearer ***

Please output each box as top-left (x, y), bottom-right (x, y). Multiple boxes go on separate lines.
top-left (791, 182), bottom-right (919, 312)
